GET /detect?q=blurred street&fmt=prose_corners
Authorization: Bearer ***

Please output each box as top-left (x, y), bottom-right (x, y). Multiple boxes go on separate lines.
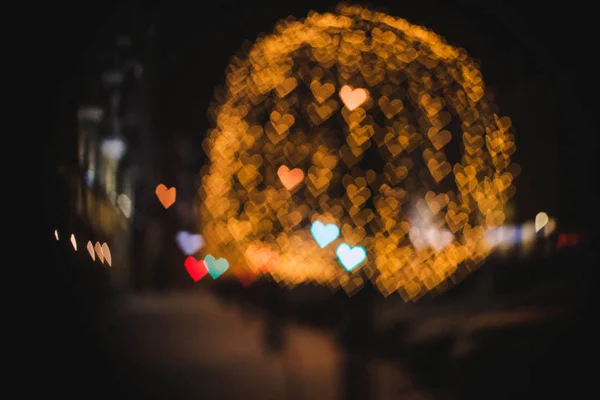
top-left (103, 288), bottom-right (571, 400)
top-left (40, 234), bottom-right (596, 399)
top-left (107, 291), bottom-right (342, 399)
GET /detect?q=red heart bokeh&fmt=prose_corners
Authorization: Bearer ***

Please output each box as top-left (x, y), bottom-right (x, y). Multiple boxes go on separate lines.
top-left (184, 256), bottom-right (208, 282)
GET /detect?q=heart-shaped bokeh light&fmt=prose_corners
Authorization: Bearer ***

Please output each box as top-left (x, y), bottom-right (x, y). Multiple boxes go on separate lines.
top-left (176, 231), bottom-right (204, 255)
top-left (155, 184), bottom-right (176, 209)
top-left (336, 243), bottom-right (367, 271)
top-left (101, 243), bottom-right (112, 266)
top-left (184, 256), bottom-right (208, 282)
top-left (94, 242), bottom-right (105, 264)
top-left (87, 241), bottom-right (95, 261)
top-left (70, 234), bottom-right (77, 251)
top-left (339, 85), bottom-right (369, 111)
top-left (277, 165), bottom-right (305, 190)
top-left (204, 255), bottom-right (229, 279)
top-left (311, 221), bottom-right (340, 248)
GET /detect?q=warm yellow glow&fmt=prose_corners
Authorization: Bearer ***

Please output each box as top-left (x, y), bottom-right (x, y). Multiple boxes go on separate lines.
top-left (54, 230), bottom-right (59, 241)
top-left (199, 3), bottom-right (516, 300)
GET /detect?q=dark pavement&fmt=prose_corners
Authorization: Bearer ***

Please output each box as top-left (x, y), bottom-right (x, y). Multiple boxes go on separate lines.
top-left (35, 229), bottom-right (597, 399)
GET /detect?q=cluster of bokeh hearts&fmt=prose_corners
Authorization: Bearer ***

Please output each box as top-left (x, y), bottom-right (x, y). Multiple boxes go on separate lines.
top-left (167, 199), bottom-right (367, 281)
top-left (156, 184), bottom-right (230, 281)
top-left (311, 220), bottom-right (366, 271)
top-left (198, 2), bottom-right (518, 300)
top-left (60, 3), bottom-right (523, 300)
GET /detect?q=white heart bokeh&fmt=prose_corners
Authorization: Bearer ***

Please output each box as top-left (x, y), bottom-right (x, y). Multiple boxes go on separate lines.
top-left (176, 231), bottom-right (204, 255)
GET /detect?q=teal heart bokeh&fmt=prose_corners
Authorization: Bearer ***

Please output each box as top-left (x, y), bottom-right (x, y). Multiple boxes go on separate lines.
top-left (336, 243), bottom-right (366, 271)
top-left (311, 221), bottom-right (340, 248)
top-left (204, 254), bottom-right (229, 279)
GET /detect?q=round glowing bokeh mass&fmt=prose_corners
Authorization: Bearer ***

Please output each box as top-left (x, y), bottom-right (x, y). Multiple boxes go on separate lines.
top-left (199, 3), bottom-right (516, 300)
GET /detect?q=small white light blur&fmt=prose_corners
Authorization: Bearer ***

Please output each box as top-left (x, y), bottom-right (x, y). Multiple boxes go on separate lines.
top-left (409, 226), bottom-right (453, 252)
top-left (520, 221), bottom-right (536, 255)
top-left (408, 204), bottom-right (453, 252)
top-left (484, 226), bottom-right (519, 250)
top-left (409, 227), bottom-right (427, 251)
top-left (117, 194), bottom-right (132, 218)
top-left (70, 234), bottom-right (77, 251)
top-left (535, 212), bottom-right (549, 232)
top-left (101, 138), bottom-right (126, 161)
top-left (54, 230), bottom-right (59, 241)
top-left (424, 228), bottom-right (453, 251)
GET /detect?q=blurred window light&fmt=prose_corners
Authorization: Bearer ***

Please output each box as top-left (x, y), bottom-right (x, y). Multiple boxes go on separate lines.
top-left (77, 107), bottom-right (104, 122)
top-left (70, 234), bottom-right (77, 251)
top-left (54, 230), bottom-right (59, 241)
top-left (85, 170), bottom-right (95, 187)
top-left (117, 194), bottom-right (132, 218)
top-left (101, 138), bottom-right (126, 161)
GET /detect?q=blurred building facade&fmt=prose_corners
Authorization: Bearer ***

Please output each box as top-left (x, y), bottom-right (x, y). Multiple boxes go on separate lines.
top-left (74, 25), bottom-right (158, 289)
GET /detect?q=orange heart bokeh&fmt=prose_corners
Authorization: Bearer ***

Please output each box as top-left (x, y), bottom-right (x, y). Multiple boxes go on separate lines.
top-left (155, 184), bottom-right (176, 209)
top-left (277, 165), bottom-right (304, 190)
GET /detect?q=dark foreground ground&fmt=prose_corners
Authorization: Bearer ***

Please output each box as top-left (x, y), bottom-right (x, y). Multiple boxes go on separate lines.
top-left (34, 232), bottom-right (597, 399)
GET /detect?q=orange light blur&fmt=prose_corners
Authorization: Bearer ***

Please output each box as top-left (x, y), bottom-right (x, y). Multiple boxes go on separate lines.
top-left (198, 3), bottom-right (517, 300)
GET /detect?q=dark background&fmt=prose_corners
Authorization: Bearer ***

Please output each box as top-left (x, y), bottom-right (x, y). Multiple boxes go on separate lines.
top-left (30, 0), bottom-right (598, 397)
top-left (45, 0), bottom-right (598, 229)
